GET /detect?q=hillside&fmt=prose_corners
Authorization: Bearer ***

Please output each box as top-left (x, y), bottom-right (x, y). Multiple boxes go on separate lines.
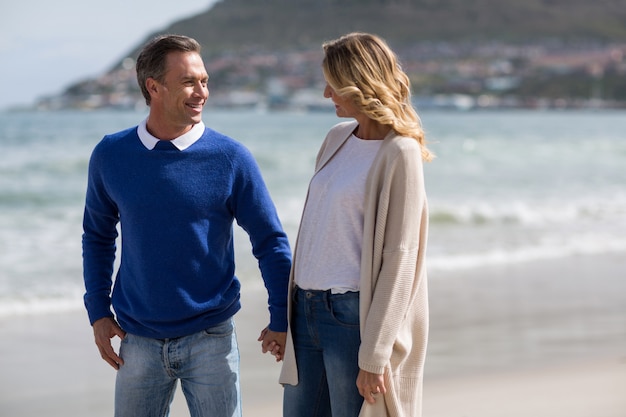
top-left (39, 0), bottom-right (626, 110)
top-left (128, 0), bottom-right (626, 59)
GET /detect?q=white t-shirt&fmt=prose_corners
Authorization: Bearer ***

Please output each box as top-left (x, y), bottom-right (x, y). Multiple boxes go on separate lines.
top-left (294, 134), bottom-right (383, 293)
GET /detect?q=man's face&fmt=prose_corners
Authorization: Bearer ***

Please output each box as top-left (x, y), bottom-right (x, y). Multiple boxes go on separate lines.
top-left (151, 51), bottom-right (209, 134)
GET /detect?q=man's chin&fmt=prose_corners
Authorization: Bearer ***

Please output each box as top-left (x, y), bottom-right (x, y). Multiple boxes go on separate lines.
top-left (189, 112), bottom-right (203, 124)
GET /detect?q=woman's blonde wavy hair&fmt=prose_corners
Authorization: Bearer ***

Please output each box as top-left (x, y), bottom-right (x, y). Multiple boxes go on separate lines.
top-left (322, 32), bottom-right (433, 161)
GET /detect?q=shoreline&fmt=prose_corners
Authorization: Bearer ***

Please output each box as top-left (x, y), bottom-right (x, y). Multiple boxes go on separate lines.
top-left (1, 252), bottom-right (624, 416)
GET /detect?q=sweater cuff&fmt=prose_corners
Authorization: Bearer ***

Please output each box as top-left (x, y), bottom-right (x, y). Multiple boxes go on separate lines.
top-left (358, 352), bottom-right (387, 375)
top-left (268, 305), bottom-right (288, 332)
top-left (84, 296), bottom-right (114, 325)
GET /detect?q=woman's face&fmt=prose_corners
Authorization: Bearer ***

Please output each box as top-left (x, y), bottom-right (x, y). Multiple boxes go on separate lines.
top-left (323, 83), bottom-right (359, 119)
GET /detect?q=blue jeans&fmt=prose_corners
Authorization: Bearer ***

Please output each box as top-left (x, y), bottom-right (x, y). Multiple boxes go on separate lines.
top-left (283, 287), bottom-right (363, 417)
top-left (115, 318), bottom-right (241, 417)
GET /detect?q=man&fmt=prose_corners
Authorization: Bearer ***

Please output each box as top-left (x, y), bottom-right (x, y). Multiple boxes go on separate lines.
top-left (82, 34), bottom-right (290, 417)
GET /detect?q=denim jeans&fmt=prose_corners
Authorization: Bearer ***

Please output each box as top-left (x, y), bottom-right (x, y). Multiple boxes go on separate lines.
top-left (115, 318), bottom-right (241, 417)
top-left (283, 287), bottom-right (363, 417)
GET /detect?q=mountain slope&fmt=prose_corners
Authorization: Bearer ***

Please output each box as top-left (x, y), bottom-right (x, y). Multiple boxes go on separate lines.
top-left (145, 0), bottom-right (626, 55)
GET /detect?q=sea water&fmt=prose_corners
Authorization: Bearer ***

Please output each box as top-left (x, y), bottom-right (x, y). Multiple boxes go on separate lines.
top-left (1, 109), bottom-right (625, 317)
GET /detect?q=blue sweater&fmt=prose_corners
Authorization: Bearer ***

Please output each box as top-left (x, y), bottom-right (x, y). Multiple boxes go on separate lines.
top-left (82, 125), bottom-right (291, 339)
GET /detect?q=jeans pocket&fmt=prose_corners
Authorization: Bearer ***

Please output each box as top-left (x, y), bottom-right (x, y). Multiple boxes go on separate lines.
top-left (203, 318), bottom-right (235, 338)
top-left (329, 292), bottom-right (360, 327)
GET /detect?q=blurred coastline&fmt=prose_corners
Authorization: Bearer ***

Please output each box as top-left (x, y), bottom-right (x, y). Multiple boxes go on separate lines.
top-left (16, 42), bottom-right (626, 113)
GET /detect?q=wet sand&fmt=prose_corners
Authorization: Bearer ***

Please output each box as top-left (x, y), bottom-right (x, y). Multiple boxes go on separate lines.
top-left (1, 252), bottom-right (624, 416)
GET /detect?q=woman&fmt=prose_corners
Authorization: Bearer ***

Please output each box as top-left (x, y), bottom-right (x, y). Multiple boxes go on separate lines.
top-left (279, 32), bottom-right (433, 417)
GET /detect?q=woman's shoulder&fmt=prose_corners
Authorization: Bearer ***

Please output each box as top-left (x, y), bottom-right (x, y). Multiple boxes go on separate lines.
top-left (319, 121), bottom-right (356, 149)
top-left (373, 132), bottom-right (425, 176)
top-left (327, 120), bottom-right (357, 138)
top-left (383, 131), bottom-right (422, 155)
top-left (312, 121), bottom-right (357, 168)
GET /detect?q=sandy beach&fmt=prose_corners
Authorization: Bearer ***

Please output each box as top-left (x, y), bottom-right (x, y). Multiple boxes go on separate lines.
top-left (1, 252), bottom-right (624, 417)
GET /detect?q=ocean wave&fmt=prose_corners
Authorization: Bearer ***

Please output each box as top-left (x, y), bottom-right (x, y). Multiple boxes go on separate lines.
top-left (4, 235), bottom-right (624, 317)
top-left (428, 234), bottom-right (626, 271)
top-left (428, 197), bottom-right (626, 226)
top-left (0, 295), bottom-right (84, 318)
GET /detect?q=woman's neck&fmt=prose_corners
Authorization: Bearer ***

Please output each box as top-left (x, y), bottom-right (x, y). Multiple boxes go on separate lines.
top-left (353, 118), bottom-right (391, 140)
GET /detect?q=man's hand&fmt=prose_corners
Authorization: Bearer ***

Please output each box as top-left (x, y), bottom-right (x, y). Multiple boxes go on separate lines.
top-left (92, 317), bottom-right (126, 370)
top-left (357, 369), bottom-right (387, 404)
top-left (257, 326), bottom-right (287, 362)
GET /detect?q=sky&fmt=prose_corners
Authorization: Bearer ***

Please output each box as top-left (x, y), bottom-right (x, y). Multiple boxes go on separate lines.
top-left (0, 0), bottom-right (219, 110)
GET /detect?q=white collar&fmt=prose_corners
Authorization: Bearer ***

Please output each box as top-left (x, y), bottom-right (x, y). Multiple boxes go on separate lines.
top-left (138, 118), bottom-right (205, 150)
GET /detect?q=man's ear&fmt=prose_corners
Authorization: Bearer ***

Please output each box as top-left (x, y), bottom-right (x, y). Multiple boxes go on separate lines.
top-left (146, 77), bottom-right (159, 98)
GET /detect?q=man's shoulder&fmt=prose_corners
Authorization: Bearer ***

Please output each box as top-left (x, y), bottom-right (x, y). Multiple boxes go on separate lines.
top-left (89, 126), bottom-right (139, 163)
top-left (98, 126), bottom-right (138, 147)
top-left (201, 127), bottom-right (236, 143)
top-left (199, 127), bottom-right (250, 154)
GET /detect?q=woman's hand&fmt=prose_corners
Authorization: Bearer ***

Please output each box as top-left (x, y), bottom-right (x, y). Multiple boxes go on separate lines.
top-left (357, 369), bottom-right (387, 404)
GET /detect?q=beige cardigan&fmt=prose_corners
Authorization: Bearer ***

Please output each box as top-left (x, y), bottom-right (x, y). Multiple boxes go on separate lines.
top-left (280, 121), bottom-right (429, 417)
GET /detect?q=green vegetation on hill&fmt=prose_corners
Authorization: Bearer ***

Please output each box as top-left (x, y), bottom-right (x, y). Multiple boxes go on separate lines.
top-left (144, 0), bottom-right (626, 56)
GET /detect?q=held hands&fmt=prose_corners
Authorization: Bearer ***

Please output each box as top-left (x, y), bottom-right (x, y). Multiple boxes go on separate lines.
top-left (257, 326), bottom-right (286, 362)
top-left (357, 369), bottom-right (387, 404)
top-left (92, 317), bottom-right (126, 370)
